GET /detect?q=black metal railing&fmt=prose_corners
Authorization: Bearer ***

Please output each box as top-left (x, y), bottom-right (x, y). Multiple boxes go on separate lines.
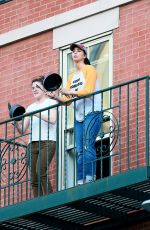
top-left (0, 76), bottom-right (149, 208)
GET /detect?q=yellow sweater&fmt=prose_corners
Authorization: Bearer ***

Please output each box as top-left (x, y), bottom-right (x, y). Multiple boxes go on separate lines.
top-left (62, 65), bottom-right (101, 121)
top-left (66, 65), bottom-right (97, 97)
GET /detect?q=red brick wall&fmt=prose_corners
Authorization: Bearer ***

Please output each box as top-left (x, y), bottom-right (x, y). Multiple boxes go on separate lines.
top-left (112, 2), bottom-right (150, 229)
top-left (1, 0), bottom-right (149, 121)
top-left (0, 0), bottom-right (97, 206)
top-left (0, 31), bottom-right (59, 200)
top-left (0, 31), bottom-right (59, 120)
top-left (0, 1), bottom-right (150, 227)
top-left (0, 0), bottom-right (97, 120)
top-left (112, 0), bottom-right (149, 175)
top-left (113, 0), bottom-right (150, 84)
top-left (0, 0), bottom-right (97, 34)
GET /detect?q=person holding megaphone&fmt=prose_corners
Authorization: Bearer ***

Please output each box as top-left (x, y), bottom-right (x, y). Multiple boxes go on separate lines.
top-left (47, 43), bottom-right (102, 185)
top-left (15, 76), bottom-right (58, 197)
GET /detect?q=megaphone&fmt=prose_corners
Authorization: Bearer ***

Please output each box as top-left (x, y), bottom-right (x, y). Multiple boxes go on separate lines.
top-left (8, 102), bottom-right (25, 121)
top-left (43, 73), bottom-right (62, 91)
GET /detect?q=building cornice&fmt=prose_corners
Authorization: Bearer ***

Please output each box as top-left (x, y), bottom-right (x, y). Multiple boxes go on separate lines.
top-left (0, 0), bottom-right (136, 46)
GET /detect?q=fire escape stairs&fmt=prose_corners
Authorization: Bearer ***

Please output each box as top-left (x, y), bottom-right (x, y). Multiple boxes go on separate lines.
top-left (0, 166), bottom-right (150, 230)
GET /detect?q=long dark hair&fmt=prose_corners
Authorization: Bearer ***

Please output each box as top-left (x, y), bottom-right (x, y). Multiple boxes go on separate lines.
top-left (84, 57), bottom-right (91, 65)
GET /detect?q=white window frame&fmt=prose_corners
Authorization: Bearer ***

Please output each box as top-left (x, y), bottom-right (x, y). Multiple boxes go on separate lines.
top-left (58, 32), bottom-right (113, 189)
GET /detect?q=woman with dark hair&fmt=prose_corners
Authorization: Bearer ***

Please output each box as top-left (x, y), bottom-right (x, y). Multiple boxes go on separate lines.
top-left (47, 43), bottom-right (102, 185)
top-left (16, 76), bottom-right (57, 197)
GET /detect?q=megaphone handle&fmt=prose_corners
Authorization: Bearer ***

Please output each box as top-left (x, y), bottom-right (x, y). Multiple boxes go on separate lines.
top-left (36, 84), bottom-right (46, 93)
top-left (8, 102), bottom-right (11, 110)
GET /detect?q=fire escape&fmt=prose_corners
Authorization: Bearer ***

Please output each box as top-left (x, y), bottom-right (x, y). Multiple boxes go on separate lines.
top-left (0, 76), bottom-right (150, 229)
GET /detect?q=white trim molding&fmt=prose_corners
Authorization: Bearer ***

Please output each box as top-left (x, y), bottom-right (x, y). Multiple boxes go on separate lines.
top-left (53, 8), bottom-right (119, 49)
top-left (0, 0), bottom-right (136, 47)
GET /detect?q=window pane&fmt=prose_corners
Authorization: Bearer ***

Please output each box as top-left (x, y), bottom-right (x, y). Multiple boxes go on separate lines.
top-left (61, 36), bottom-right (112, 184)
top-left (66, 53), bottom-right (74, 129)
top-left (67, 53), bottom-right (74, 76)
top-left (89, 41), bottom-right (110, 110)
top-left (89, 41), bottom-right (109, 90)
top-left (66, 39), bottom-right (110, 128)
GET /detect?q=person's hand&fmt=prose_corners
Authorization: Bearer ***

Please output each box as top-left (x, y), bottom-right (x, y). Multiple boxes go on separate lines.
top-left (11, 120), bottom-right (16, 127)
top-left (45, 91), bottom-right (58, 99)
top-left (11, 120), bottom-right (20, 127)
top-left (59, 88), bottom-right (77, 98)
top-left (70, 90), bottom-right (78, 97)
top-left (59, 88), bottom-right (71, 96)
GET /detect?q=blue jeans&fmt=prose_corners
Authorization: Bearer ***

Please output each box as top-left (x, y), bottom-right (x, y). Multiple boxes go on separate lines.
top-left (75, 112), bottom-right (102, 181)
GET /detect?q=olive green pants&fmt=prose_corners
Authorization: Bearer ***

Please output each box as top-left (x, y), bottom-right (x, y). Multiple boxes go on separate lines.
top-left (27, 140), bottom-right (56, 197)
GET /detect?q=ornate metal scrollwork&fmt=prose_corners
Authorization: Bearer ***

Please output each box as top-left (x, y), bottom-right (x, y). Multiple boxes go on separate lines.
top-left (0, 140), bottom-right (28, 187)
top-left (85, 110), bottom-right (119, 156)
top-left (99, 110), bottom-right (119, 154)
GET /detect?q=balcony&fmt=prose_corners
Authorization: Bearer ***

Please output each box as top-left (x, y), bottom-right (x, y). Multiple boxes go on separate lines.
top-left (0, 76), bottom-right (150, 229)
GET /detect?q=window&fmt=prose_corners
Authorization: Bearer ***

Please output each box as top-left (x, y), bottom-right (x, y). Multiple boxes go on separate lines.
top-left (61, 33), bottom-right (113, 130)
top-left (59, 33), bottom-right (113, 187)
top-left (0, 0), bottom-right (12, 4)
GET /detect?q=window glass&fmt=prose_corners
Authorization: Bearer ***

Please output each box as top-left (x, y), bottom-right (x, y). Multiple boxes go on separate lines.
top-left (60, 34), bottom-right (113, 186)
top-left (64, 35), bottom-right (112, 129)
top-left (89, 41), bottom-right (109, 90)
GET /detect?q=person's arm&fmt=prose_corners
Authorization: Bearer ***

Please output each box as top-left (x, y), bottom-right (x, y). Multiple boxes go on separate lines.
top-left (60, 66), bottom-right (97, 97)
top-left (34, 108), bottom-right (57, 124)
top-left (46, 90), bottom-right (68, 102)
top-left (76, 66), bottom-right (97, 96)
top-left (60, 75), bottom-right (75, 97)
top-left (48, 93), bottom-right (72, 106)
top-left (15, 116), bottom-right (30, 134)
top-left (46, 81), bottom-right (73, 105)
top-left (59, 87), bottom-right (74, 96)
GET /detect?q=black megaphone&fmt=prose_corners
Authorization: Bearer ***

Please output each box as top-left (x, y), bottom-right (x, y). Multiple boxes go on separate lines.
top-left (43, 73), bottom-right (62, 91)
top-left (8, 102), bottom-right (25, 121)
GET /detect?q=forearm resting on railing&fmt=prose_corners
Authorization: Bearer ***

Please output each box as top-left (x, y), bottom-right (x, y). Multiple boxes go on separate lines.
top-left (46, 90), bottom-right (72, 105)
top-left (34, 109), bottom-right (56, 124)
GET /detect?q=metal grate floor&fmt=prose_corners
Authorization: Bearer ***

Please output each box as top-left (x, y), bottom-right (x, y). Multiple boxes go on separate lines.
top-left (1, 180), bottom-right (150, 230)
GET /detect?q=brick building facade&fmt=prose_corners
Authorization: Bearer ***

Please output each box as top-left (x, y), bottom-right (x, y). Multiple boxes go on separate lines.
top-left (0, 0), bottom-right (150, 229)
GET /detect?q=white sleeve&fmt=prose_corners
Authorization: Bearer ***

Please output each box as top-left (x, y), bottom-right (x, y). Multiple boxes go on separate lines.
top-left (26, 104), bottom-right (32, 113)
top-left (47, 98), bottom-right (58, 109)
